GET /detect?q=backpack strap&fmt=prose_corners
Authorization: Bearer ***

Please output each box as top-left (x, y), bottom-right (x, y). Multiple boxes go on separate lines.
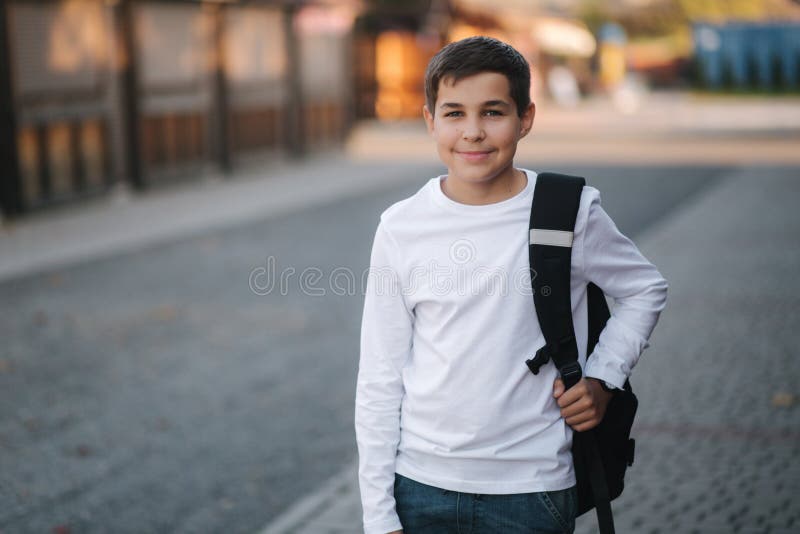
top-left (526, 171), bottom-right (617, 534)
top-left (526, 172), bottom-right (585, 388)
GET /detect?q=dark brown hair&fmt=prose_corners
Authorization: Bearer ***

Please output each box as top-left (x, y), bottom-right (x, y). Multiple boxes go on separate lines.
top-left (424, 36), bottom-right (531, 117)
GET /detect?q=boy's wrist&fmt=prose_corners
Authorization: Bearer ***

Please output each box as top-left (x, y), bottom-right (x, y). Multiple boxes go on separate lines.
top-left (600, 380), bottom-right (618, 393)
top-left (588, 376), bottom-right (618, 394)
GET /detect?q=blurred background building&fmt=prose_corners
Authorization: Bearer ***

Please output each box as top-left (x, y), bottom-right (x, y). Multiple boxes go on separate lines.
top-left (0, 0), bottom-right (359, 217)
top-left (2, 0), bottom-right (799, 218)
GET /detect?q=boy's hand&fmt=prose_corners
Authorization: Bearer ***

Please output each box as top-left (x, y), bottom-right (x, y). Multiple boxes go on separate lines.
top-left (553, 377), bottom-right (613, 432)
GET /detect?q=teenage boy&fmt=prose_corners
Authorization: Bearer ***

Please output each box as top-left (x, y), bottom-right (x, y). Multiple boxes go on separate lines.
top-left (355, 36), bottom-right (667, 534)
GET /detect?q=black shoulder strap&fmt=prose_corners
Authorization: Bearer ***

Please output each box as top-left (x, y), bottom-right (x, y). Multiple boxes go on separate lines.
top-left (526, 172), bottom-right (585, 388)
top-left (526, 172), bottom-right (617, 534)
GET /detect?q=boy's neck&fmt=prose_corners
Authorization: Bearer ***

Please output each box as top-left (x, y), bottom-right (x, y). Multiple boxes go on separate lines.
top-left (441, 167), bottom-right (527, 206)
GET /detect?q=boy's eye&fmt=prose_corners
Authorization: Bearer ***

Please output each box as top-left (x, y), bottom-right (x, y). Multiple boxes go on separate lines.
top-left (441, 109), bottom-right (504, 118)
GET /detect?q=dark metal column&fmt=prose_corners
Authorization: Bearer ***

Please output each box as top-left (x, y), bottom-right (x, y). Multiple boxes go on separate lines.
top-left (0, 1), bottom-right (23, 216)
top-left (117, 0), bottom-right (144, 189)
top-left (35, 124), bottom-right (50, 200)
top-left (211, 2), bottom-right (231, 172)
top-left (283, 4), bottom-right (305, 157)
top-left (341, 31), bottom-right (357, 138)
top-left (70, 121), bottom-right (87, 192)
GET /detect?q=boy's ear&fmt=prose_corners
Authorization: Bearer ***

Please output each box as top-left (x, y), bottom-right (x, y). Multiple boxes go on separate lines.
top-left (519, 102), bottom-right (536, 138)
top-left (422, 105), bottom-right (435, 134)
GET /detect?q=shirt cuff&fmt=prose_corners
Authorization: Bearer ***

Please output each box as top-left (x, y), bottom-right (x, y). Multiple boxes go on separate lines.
top-left (584, 359), bottom-right (627, 390)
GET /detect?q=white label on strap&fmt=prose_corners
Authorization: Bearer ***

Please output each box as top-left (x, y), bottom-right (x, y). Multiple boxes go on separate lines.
top-left (529, 229), bottom-right (574, 247)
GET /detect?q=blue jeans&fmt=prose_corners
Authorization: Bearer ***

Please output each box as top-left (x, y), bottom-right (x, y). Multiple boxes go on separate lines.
top-left (394, 473), bottom-right (577, 534)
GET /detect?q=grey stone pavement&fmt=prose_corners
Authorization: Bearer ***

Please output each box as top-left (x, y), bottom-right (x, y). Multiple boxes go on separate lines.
top-left (258, 167), bottom-right (800, 534)
top-left (0, 156), bottom-right (436, 283)
top-left (1, 93), bottom-right (799, 533)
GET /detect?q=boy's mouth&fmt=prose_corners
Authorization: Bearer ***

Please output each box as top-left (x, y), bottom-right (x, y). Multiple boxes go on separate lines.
top-left (455, 150), bottom-right (494, 162)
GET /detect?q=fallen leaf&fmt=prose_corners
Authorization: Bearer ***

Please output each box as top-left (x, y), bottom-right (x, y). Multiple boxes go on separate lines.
top-left (149, 304), bottom-right (177, 322)
top-left (33, 310), bottom-right (48, 326)
top-left (23, 418), bottom-right (41, 433)
top-left (154, 418), bottom-right (171, 431)
top-left (772, 392), bottom-right (795, 408)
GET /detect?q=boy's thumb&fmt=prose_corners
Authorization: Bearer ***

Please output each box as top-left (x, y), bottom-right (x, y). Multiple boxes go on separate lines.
top-left (553, 378), bottom-right (564, 398)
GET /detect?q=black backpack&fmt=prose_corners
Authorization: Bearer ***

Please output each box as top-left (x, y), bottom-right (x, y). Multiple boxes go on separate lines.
top-left (525, 172), bottom-right (638, 534)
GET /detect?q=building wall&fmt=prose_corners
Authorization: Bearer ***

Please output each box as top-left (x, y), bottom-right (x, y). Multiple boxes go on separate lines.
top-left (8, 0), bottom-right (116, 208)
top-left (1, 0), bottom-right (356, 216)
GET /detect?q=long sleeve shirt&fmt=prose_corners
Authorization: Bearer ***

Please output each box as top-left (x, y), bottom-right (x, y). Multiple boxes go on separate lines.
top-left (355, 170), bottom-right (668, 534)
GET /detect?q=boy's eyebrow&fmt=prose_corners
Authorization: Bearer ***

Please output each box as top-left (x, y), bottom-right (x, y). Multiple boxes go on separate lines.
top-left (439, 100), bottom-right (511, 109)
top-left (483, 100), bottom-right (511, 108)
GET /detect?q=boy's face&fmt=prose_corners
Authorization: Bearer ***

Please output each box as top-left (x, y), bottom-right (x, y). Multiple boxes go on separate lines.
top-left (423, 72), bottom-right (534, 188)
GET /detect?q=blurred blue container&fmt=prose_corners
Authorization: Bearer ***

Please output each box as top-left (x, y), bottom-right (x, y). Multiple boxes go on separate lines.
top-left (778, 22), bottom-right (800, 88)
top-left (694, 24), bottom-right (723, 88)
top-left (721, 23), bottom-right (747, 88)
top-left (693, 21), bottom-right (800, 91)
top-left (749, 24), bottom-right (774, 89)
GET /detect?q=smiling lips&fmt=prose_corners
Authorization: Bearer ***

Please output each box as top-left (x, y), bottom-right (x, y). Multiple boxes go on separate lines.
top-left (455, 150), bottom-right (494, 162)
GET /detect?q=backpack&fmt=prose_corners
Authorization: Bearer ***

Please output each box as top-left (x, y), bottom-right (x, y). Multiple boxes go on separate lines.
top-left (525, 172), bottom-right (638, 534)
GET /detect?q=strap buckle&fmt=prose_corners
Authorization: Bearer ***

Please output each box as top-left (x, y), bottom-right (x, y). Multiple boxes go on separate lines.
top-left (559, 361), bottom-right (583, 389)
top-left (525, 334), bottom-right (575, 375)
top-left (525, 344), bottom-right (552, 375)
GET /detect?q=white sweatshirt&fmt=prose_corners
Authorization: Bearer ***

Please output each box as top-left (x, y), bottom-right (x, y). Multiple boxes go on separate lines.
top-left (355, 169), bottom-right (668, 534)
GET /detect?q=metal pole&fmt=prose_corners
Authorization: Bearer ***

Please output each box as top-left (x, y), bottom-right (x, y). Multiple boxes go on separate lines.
top-left (211, 2), bottom-right (231, 172)
top-left (117, 0), bottom-right (144, 189)
top-left (283, 4), bottom-right (305, 157)
top-left (0, 1), bottom-right (23, 216)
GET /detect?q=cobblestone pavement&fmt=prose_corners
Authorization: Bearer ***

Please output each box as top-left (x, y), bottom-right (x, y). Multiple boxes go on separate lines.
top-left (574, 167), bottom-right (800, 533)
top-left (259, 166), bottom-right (800, 534)
top-left (0, 163), bottom-right (438, 534)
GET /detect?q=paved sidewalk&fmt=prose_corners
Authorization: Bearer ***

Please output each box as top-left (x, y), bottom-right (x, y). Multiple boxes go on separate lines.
top-left (0, 155), bottom-right (435, 283)
top-left (257, 166), bottom-right (800, 533)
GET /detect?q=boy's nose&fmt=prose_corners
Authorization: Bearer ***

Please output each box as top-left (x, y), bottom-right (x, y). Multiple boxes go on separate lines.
top-left (461, 123), bottom-right (485, 142)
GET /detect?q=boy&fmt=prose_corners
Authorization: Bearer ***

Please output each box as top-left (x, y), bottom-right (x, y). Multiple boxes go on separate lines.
top-left (355, 36), bottom-right (667, 534)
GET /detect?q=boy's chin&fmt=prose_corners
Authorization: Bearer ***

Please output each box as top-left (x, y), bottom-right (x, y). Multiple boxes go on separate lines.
top-left (446, 163), bottom-right (516, 184)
